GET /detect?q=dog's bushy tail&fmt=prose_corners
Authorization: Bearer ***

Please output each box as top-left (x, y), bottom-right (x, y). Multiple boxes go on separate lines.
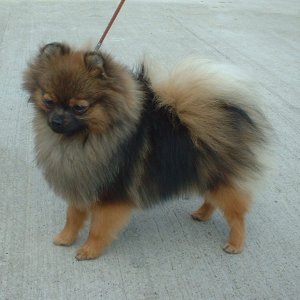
top-left (144, 57), bottom-right (273, 192)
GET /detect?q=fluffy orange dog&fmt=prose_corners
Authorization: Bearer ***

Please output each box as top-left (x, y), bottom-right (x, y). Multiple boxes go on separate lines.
top-left (23, 43), bottom-right (271, 260)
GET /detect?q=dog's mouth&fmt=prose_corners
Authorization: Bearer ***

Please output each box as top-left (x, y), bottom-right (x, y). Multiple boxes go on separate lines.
top-left (48, 119), bottom-right (86, 136)
top-left (49, 123), bottom-right (87, 136)
top-left (47, 111), bottom-right (87, 135)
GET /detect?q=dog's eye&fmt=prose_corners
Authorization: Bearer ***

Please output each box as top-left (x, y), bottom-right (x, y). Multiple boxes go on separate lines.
top-left (43, 99), bottom-right (55, 108)
top-left (72, 105), bottom-right (88, 114)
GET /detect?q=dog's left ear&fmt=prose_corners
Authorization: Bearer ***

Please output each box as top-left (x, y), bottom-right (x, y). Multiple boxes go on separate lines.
top-left (84, 52), bottom-right (108, 78)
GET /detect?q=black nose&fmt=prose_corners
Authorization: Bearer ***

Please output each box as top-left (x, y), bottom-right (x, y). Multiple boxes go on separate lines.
top-left (51, 115), bottom-right (64, 129)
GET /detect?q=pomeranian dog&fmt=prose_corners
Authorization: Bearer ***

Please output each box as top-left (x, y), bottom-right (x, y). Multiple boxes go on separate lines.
top-left (23, 42), bottom-right (271, 260)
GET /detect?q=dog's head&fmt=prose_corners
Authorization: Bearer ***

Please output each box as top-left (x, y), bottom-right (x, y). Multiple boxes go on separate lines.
top-left (23, 42), bottom-right (140, 136)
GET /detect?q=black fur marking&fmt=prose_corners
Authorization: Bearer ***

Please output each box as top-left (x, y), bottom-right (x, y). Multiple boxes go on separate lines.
top-left (221, 102), bottom-right (255, 128)
top-left (196, 139), bottom-right (227, 189)
top-left (146, 102), bottom-right (199, 200)
top-left (99, 66), bottom-right (202, 206)
top-left (100, 107), bottom-right (149, 201)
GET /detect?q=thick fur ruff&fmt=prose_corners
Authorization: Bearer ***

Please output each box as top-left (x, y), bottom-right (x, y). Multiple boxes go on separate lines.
top-left (23, 44), bottom-right (271, 208)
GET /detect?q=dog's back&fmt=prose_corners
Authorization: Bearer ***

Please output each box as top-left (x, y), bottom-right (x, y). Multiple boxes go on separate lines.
top-left (143, 57), bottom-right (272, 193)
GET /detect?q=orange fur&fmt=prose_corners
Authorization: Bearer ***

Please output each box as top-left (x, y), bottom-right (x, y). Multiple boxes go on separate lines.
top-left (53, 205), bottom-right (88, 246)
top-left (191, 199), bottom-right (215, 222)
top-left (85, 104), bottom-right (112, 134)
top-left (193, 185), bottom-right (251, 254)
top-left (75, 201), bottom-right (133, 260)
top-left (69, 99), bottom-right (89, 108)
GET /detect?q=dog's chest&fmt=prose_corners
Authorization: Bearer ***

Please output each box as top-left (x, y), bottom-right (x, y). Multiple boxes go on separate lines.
top-left (35, 130), bottom-right (115, 203)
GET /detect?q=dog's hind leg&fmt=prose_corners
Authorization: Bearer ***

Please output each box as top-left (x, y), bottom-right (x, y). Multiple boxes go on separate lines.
top-left (191, 195), bottom-right (216, 221)
top-left (206, 184), bottom-right (251, 254)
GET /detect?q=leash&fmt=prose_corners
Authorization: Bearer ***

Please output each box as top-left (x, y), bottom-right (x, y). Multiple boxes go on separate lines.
top-left (94, 0), bottom-right (126, 51)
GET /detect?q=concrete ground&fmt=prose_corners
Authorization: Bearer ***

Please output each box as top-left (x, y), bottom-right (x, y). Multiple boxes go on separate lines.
top-left (0, 0), bottom-right (299, 299)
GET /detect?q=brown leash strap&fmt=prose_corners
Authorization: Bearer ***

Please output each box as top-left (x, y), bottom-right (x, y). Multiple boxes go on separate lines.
top-left (95, 0), bottom-right (126, 51)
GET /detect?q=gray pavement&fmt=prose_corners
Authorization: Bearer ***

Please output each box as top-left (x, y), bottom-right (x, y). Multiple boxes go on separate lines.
top-left (0, 0), bottom-right (299, 299)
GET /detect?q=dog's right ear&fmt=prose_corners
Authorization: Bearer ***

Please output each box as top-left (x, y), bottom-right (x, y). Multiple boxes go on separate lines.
top-left (84, 52), bottom-right (109, 78)
top-left (39, 42), bottom-right (70, 58)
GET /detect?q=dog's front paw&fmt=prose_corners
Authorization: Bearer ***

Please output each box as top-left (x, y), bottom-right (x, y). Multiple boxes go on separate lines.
top-left (75, 244), bottom-right (102, 261)
top-left (223, 243), bottom-right (243, 254)
top-left (53, 233), bottom-right (76, 246)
